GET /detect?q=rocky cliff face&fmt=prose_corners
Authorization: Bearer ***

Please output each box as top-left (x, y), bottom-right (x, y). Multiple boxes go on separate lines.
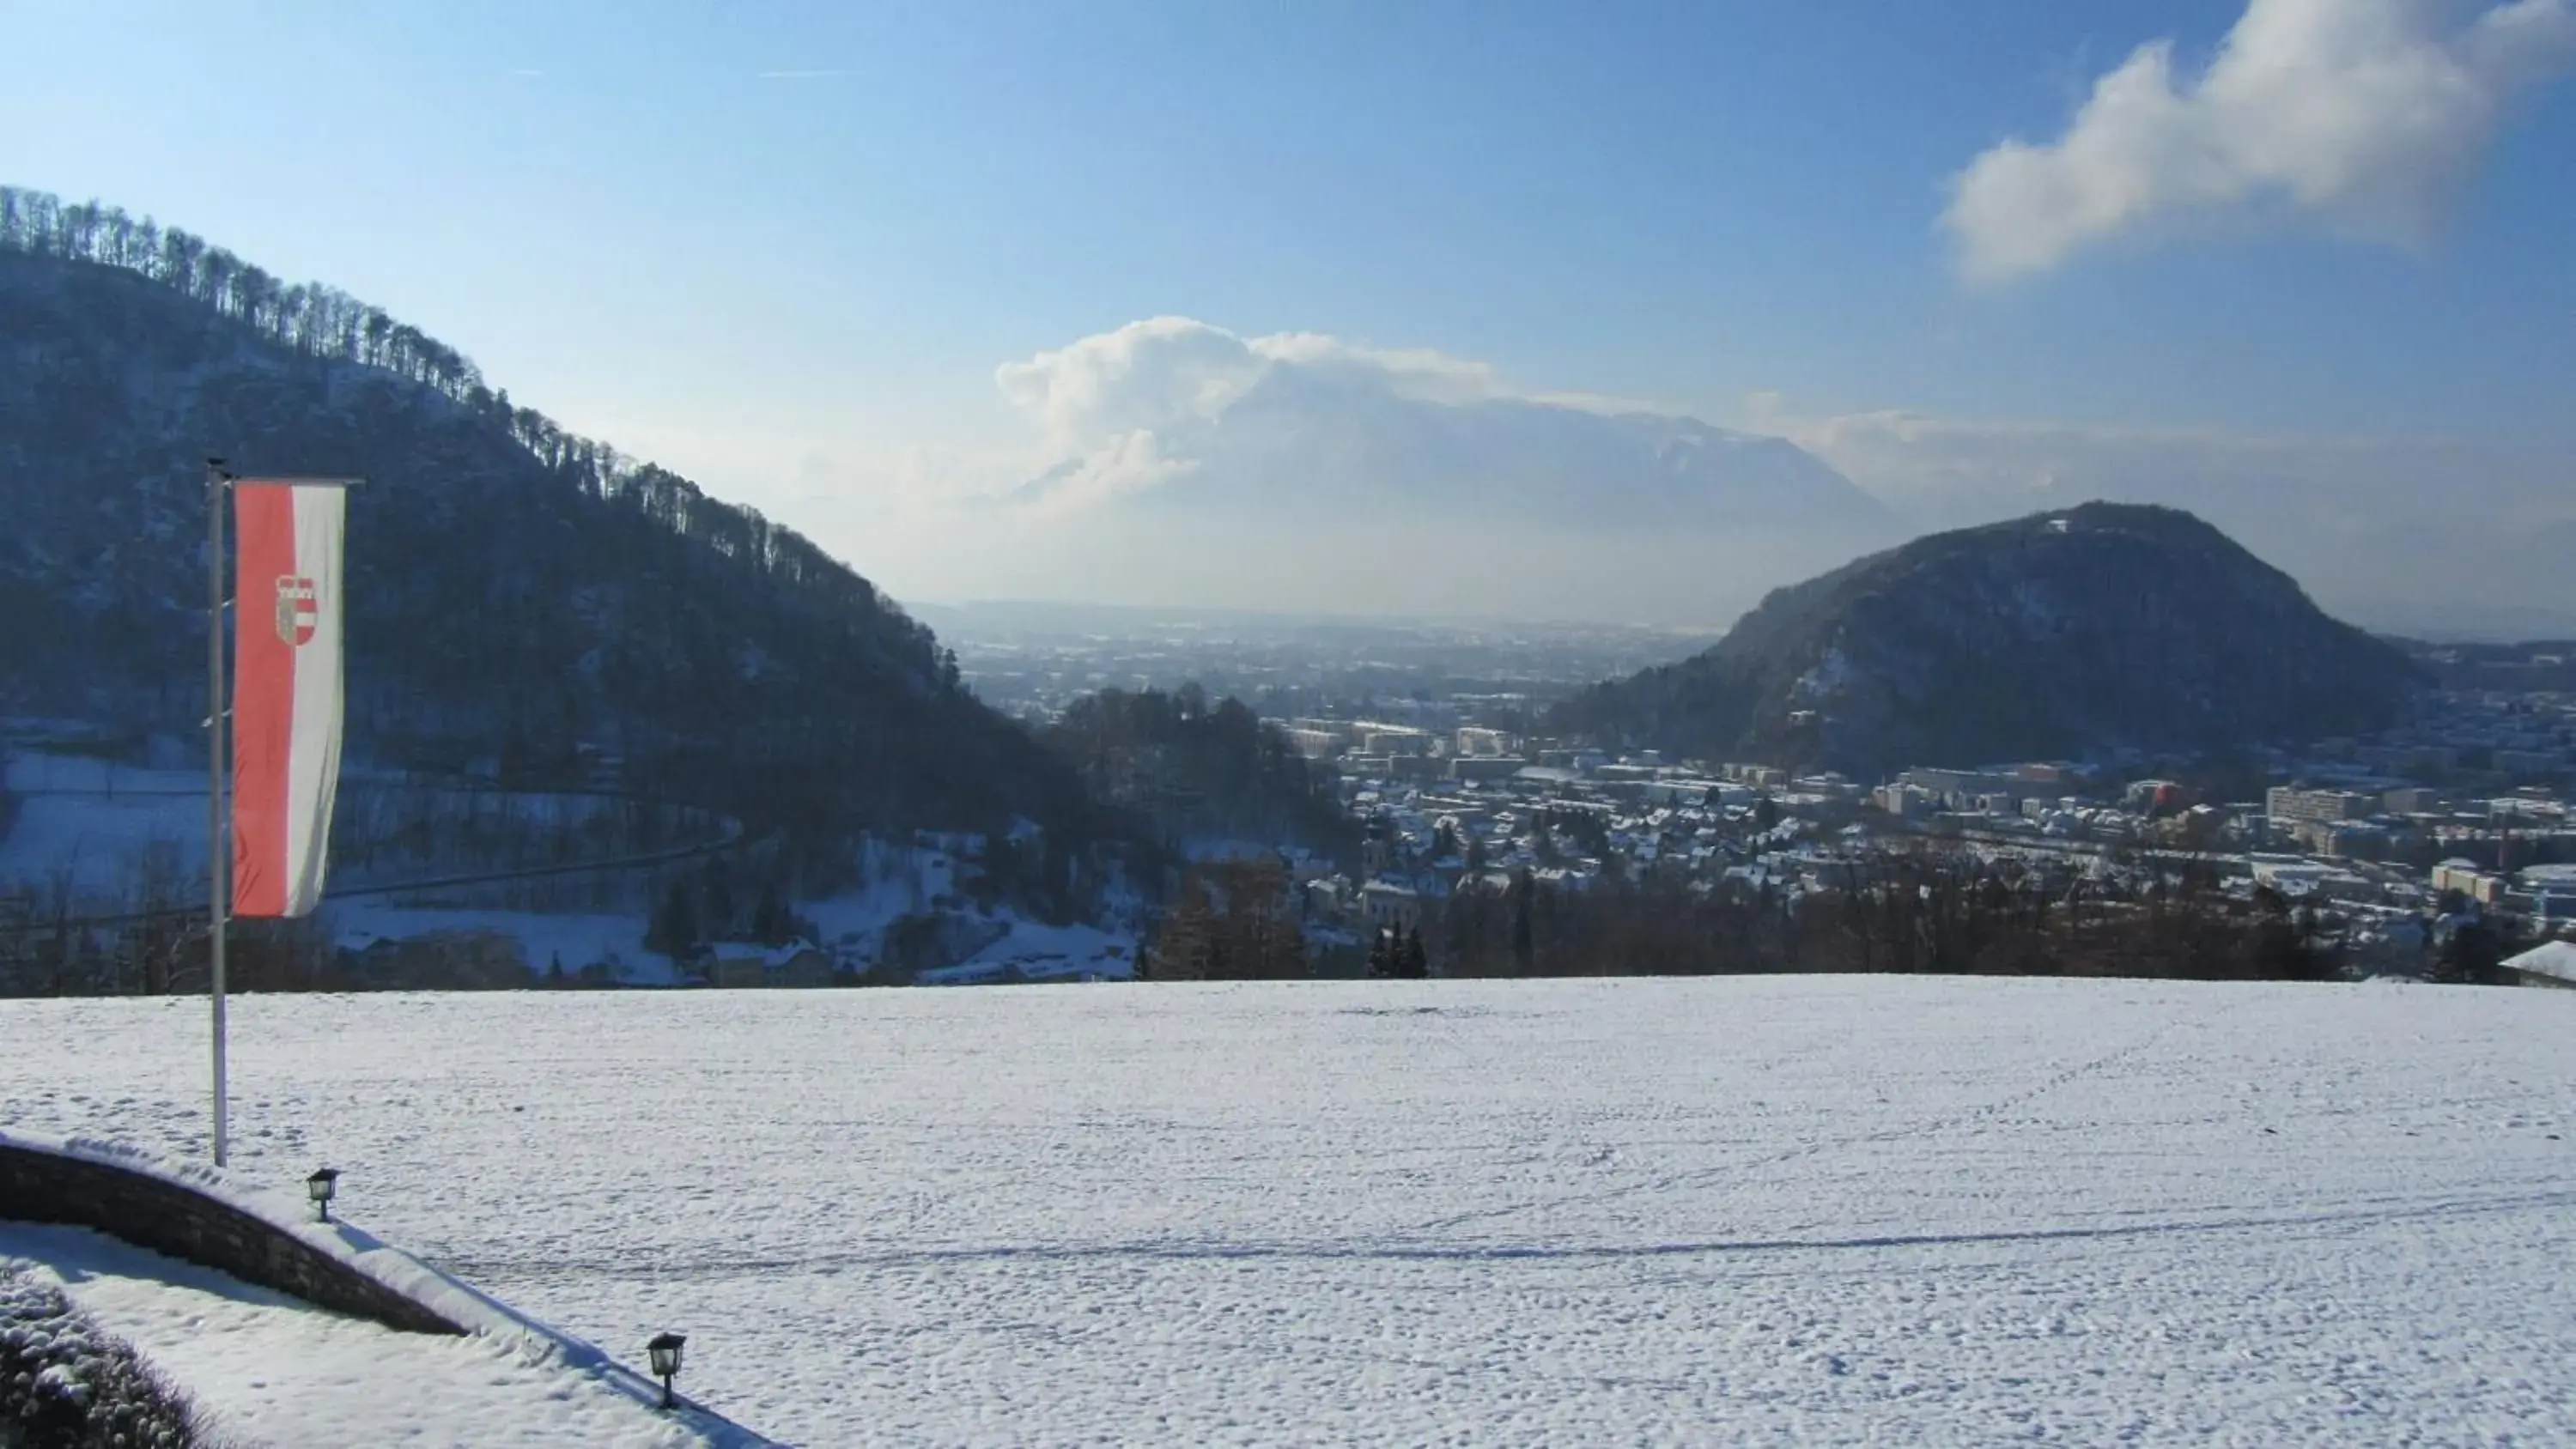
top-left (1552, 504), bottom-right (2422, 774)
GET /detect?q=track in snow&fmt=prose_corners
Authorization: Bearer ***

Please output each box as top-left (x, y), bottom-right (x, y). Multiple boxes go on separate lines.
top-left (4, 976), bottom-right (2573, 1446)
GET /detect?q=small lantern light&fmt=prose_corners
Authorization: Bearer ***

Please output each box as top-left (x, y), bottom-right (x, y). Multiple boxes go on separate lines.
top-left (307, 1167), bottom-right (340, 1222)
top-left (647, 1332), bottom-right (687, 1410)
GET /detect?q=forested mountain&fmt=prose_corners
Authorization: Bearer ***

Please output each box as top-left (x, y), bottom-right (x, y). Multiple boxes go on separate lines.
top-left (1552, 503), bottom-right (2422, 774)
top-left (1042, 687), bottom-right (1354, 864)
top-left (0, 185), bottom-right (1125, 901)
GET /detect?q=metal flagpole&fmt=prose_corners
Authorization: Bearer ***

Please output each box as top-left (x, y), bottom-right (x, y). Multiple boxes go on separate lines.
top-left (206, 458), bottom-right (231, 1167)
top-left (207, 470), bottom-right (360, 1167)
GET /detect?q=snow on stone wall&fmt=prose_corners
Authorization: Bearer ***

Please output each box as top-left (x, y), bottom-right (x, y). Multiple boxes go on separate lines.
top-left (0, 1127), bottom-right (777, 1446)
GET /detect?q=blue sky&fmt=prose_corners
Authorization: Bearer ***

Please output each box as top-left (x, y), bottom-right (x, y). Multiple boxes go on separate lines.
top-left (6, 0), bottom-right (2573, 626)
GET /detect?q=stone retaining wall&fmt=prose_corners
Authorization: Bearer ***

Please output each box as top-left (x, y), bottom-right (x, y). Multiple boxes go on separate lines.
top-left (0, 1142), bottom-right (464, 1336)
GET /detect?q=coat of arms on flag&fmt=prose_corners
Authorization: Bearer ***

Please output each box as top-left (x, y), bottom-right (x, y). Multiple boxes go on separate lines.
top-left (274, 574), bottom-right (319, 646)
top-left (208, 466), bottom-right (359, 1168)
top-left (234, 482), bottom-right (347, 919)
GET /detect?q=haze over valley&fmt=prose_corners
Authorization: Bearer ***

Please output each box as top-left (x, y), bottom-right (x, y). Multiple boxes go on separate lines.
top-left (6, 3), bottom-right (2576, 1446)
top-left (12, 0), bottom-right (2571, 636)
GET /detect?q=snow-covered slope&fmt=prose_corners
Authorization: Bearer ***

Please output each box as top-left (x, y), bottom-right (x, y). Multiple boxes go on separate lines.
top-left (0, 1127), bottom-right (775, 1446)
top-left (0, 762), bottom-right (1137, 985)
top-left (5, 978), bottom-right (2574, 1445)
top-left (3, 1224), bottom-right (731, 1448)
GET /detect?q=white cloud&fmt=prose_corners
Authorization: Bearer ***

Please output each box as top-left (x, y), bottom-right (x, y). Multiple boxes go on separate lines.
top-left (1012, 431), bottom-right (1198, 517)
top-left (995, 317), bottom-right (1272, 456)
top-left (951, 321), bottom-right (1905, 621)
top-left (993, 315), bottom-right (1548, 440)
top-left (992, 318), bottom-right (1692, 482)
top-left (1245, 331), bottom-right (1504, 403)
top-left (1946, 0), bottom-right (2576, 279)
top-left (988, 318), bottom-right (1564, 510)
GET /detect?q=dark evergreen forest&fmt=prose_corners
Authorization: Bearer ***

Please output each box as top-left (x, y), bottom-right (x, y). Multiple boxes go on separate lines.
top-left (1040, 686), bottom-right (1355, 866)
top-left (0, 185), bottom-right (1126, 901)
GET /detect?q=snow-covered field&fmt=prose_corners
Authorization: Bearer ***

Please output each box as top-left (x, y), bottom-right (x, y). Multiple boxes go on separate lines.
top-left (5, 977), bottom-right (2575, 1446)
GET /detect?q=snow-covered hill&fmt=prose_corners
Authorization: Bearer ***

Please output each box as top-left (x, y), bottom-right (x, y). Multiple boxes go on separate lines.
top-left (0, 194), bottom-right (1139, 927)
top-left (1556, 502), bottom-right (2421, 773)
top-left (5, 977), bottom-right (2573, 1445)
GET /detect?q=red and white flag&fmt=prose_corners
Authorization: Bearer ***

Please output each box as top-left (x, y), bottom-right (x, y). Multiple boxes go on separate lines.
top-left (232, 482), bottom-right (347, 918)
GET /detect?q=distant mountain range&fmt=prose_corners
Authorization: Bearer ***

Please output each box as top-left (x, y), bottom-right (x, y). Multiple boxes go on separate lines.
top-left (977, 317), bottom-right (1902, 622)
top-left (0, 186), bottom-right (1126, 908)
top-left (1033, 377), bottom-right (1895, 534)
top-left (1553, 503), bottom-right (2424, 774)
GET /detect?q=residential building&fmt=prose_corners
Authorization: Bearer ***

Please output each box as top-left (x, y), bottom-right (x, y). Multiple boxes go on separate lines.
top-left (2266, 786), bottom-right (2377, 828)
top-left (706, 942), bottom-right (769, 989)
top-left (1284, 729), bottom-right (1344, 760)
top-left (2432, 860), bottom-right (2506, 907)
top-left (1356, 724), bottom-right (1434, 758)
top-left (764, 941), bottom-right (835, 988)
top-left (1359, 881), bottom-right (1422, 932)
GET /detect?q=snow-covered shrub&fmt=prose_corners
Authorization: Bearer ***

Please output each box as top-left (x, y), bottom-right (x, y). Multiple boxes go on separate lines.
top-left (0, 1268), bottom-right (211, 1448)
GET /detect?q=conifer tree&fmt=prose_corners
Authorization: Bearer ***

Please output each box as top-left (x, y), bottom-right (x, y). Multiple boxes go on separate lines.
top-left (646, 880), bottom-right (698, 963)
top-left (1510, 870), bottom-right (1537, 975)
top-left (1150, 882), bottom-right (1217, 981)
top-left (753, 882), bottom-right (789, 946)
top-left (702, 857), bottom-right (737, 940)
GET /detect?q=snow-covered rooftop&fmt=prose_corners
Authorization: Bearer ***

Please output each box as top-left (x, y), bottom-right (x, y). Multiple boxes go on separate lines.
top-left (2504, 938), bottom-right (2576, 984)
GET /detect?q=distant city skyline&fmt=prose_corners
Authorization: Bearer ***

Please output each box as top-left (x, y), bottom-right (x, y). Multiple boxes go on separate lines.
top-left (6, 0), bottom-right (2573, 633)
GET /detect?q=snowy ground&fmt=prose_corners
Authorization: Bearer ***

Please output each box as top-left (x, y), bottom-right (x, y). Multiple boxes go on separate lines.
top-left (5, 977), bottom-right (2575, 1446)
top-left (1, 749), bottom-right (1135, 982)
top-left (0, 755), bottom-right (204, 895)
top-left (805, 838), bottom-right (1141, 983)
top-left (326, 903), bottom-right (671, 985)
top-left (0, 1222), bottom-right (717, 1448)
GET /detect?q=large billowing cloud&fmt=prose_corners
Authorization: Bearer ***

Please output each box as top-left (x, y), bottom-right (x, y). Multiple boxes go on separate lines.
top-left (1946, 0), bottom-right (2576, 279)
top-left (951, 318), bottom-right (1901, 621)
top-left (989, 317), bottom-right (1534, 509)
top-left (996, 318), bottom-right (1510, 438)
top-left (996, 318), bottom-right (1265, 458)
top-left (987, 317), bottom-right (1882, 526)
